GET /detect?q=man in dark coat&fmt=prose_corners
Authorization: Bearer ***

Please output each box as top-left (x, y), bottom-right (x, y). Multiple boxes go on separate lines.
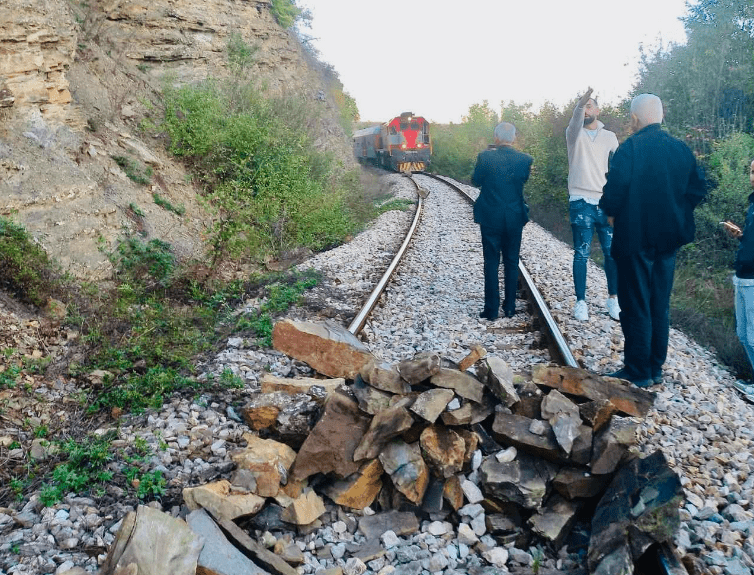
top-left (599, 94), bottom-right (707, 387)
top-left (471, 122), bottom-right (533, 320)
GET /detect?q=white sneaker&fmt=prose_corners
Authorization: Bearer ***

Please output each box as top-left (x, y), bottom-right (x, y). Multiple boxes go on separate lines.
top-left (606, 297), bottom-right (620, 320)
top-left (573, 300), bottom-right (588, 321)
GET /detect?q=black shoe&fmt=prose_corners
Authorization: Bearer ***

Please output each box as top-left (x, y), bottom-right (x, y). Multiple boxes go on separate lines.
top-left (605, 368), bottom-right (653, 388)
top-left (479, 311), bottom-right (498, 321)
top-left (651, 371), bottom-right (663, 385)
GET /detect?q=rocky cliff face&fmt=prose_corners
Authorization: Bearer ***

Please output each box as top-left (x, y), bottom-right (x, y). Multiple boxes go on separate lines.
top-left (0, 0), bottom-right (353, 280)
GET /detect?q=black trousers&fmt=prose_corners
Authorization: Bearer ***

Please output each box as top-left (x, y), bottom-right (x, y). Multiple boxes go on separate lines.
top-left (480, 224), bottom-right (523, 317)
top-left (615, 248), bottom-right (677, 379)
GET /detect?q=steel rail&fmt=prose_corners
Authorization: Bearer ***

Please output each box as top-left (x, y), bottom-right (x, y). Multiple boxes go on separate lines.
top-left (417, 171), bottom-right (686, 575)
top-left (418, 172), bottom-right (578, 368)
top-left (346, 176), bottom-right (426, 335)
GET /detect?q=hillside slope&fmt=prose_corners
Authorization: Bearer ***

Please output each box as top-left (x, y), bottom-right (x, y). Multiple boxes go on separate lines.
top-left (0, 0), bottom-right (355, 280)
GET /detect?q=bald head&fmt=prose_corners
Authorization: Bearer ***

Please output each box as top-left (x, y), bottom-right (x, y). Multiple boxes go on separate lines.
top-left (494, 122), bottom-right (516, 145)
top-left (630, 94), bottom-right (664, 130)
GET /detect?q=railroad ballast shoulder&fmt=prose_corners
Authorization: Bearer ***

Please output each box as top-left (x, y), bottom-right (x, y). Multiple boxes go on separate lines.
top-left (353, 112), bottom-right (432, 173)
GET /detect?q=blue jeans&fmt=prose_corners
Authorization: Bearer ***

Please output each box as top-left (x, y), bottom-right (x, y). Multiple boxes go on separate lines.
top-left (734, 276), bottom-right (754, 375)
top-left (569, 199), bottom-right (618, 300)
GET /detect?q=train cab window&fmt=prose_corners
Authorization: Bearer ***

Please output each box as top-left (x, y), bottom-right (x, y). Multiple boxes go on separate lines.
top-left (389, 126), bottom-right (397, 135)
top-left (410, 122), bottom-right (419, 130)
top-left (400, 122), bottom-right (408, 130)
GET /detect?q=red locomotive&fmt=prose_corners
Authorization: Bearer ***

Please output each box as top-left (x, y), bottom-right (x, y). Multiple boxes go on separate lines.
top-left (353, 112), bottom-right (432, 172)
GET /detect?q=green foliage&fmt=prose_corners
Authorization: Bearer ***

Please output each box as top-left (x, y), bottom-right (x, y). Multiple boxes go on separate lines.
top-left (235, 270), bottom-right (318, 346)
top-left (89, 366), bottom-right (198, 413)
top-left (40, 435), bottom-right (115, 506)
top-left (270, 0), bottom-right (302, 28)
top-left (693, 132), bottom-right (754, 267)
top-left (227, 32), bottom-right (258, 72)
top-left (0, 217), bottom-right (61, 307)
top-left (110, 237), bottom-right (176, 288)
top-left (112, 155), bottom-right (153, 185)
top-left (635, 0), bottom-right (754, 150)
top-left (0, 364), bottom-right (21, 388)
top-left (162, 71), bottom-right (355, 265)
top-left (153, 192), bottom-right (185, 216)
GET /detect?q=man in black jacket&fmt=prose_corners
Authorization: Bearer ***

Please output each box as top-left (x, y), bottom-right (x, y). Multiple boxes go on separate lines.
top-left (599, 94), bottom-right (707, 387)
top-left (727, 159), bottom-right (754, 400)
top-left (472, 122), bottom-right (533, 320)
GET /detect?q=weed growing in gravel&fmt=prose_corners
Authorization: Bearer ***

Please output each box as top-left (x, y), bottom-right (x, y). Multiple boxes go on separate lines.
top-left (376, 198), bottom-right (416, 214)
top-left (234, 270), bottom-right (318, 346)
top-left (40, 435), bottom-right (115, 506)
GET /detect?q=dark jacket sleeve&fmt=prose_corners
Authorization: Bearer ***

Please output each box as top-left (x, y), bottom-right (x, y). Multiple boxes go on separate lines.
top-left (471, 153), bottom-right (486, 187)
top-left (599, 139), bottom-right (632, 217)
top-left (736, 198), bottom-right (754, 278)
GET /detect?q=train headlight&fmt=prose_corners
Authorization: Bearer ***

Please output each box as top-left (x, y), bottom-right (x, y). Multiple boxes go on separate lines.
top-left (416, 143), bottom-right (423, 148)
top-left (401, 144), bottom-right (407, 149)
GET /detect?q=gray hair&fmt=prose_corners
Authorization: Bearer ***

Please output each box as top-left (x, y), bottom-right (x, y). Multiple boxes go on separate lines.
top-left (630, 94), bottom-right (664, 126)
top-left (494, 122), bottom-right (516, 144)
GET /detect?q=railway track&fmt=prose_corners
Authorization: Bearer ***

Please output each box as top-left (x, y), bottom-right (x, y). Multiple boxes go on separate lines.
top-left (344, 171), bottom-right (687, 575)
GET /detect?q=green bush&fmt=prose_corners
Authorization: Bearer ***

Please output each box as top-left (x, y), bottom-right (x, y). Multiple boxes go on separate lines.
top-left (0, 217), bottom-right (60, 307)
top-left (163, 78), bottom-right (355, 263)
top-left (270, 0), bottom-right (302, 28)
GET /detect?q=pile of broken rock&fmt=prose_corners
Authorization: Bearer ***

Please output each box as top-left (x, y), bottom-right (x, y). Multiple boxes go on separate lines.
top-left (86, 318), bottom-right (684, 575)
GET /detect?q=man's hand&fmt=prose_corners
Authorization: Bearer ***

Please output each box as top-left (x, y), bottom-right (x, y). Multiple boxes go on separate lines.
top-left (607, 216), bottom-right (615, 227)
top-left (578, 87), bottom-right (594, 108)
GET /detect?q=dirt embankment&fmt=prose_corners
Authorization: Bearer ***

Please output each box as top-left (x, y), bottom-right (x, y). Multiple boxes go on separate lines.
top-left (0, 0), bottom-right (355, 281)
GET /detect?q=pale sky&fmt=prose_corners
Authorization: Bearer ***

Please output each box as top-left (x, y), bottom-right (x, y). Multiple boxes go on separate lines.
top-left (299, 0), bottom-right (690, 123)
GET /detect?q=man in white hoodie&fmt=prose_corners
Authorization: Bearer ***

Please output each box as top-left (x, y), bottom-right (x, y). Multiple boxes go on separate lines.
top-left (566, 87), bottom-right (620, 321)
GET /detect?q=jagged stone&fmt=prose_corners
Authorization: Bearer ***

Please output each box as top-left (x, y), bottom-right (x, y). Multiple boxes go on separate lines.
top-left (273, 536), bottom-right (305, 565)
top-left (260, 373), bottom-right (345, 396)
top-left (231, 434), bottom-right (297, 497)
top-left (186, 509), bottom-right (271, 575)
top-left (443, 475), bottom-right (464, 511)
top-left (579, 398), bottom-right (618, 432)
top-left (532, 364), bottom-right (655, 417)
top-left (351, 375), bottom-right (395, 415)
top-left (541, 389), bottom-right (580, 420)
top-left (291, 390), bottom-right (372, 481)
top-left (204, 509), bottom-right (299, 575)
top-left (455, 428), bottom-right (480, 463)
top-left (397, 352), bottom-right (442, 384)
top-left (323, 460), bottom-right (384, 510)
top-left (183, 480), bottom-right (266, 521)
top-left (430, 368), bottom-right (486, 403)
top-left (409, 388), bottom-right (454, 423)
top-left (440, 398), bottom-right (494, 426)
top-left (378, 439), bottom-right (429, 504)
top-left (479, 356), bottom-right (520, 407)
top-left (589, 451), bottom-right (683, 571)
top-left (280, 489), bottom-right (326, 525)
top-left (511, 380), bottom-right (543, 419)
top-left (360, 359), bottom-right (410, 394)
top-left (100, 506), bottom-right (202, 575)
top-left (571, 424), bottom-right (593, 466)
top-left (353, 400), bottom-right (415, 461)
top-left (553, 468), bottom-right (611, 500)
top-left (528, 494), bottom-right (583, 548)
top-left (272, 319), bottom-right (375, 378)
top-left (357, 510), bottom-right (420, 540)
top-left (490, 411), bottom-right (569, 464)
top-left (241, 392), bottom-right (322, 447)
top-left (419, 425), bottom-right (466, 478)
top-left (549, 411), bottom-right (582, 455)
top-left (458, 344), bottom-right (487, 372)
top-left (479, 452), bottom-right (558, 510)
top-left (591, 416), bottom-right (638, 475)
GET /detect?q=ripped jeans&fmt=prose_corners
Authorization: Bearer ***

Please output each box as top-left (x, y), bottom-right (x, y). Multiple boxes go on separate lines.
top-left (569, 199), bottom-right (617, 301)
